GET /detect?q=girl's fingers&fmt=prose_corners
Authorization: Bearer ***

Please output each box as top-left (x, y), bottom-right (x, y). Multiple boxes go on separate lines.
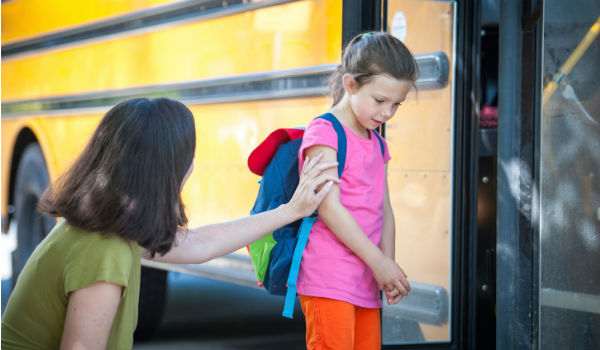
top-left (385, 290), bottom-right (399, 300)
top-left (393, 280), bottom-right (409, 296)
top-left (385, 286), bottom-right (405, 305)
top-left (388, 294), bottom-right (404, 305)
top-left (399, 271), bottom-right (411, 292)
top-left (404, 280), bottom-right (411, 292)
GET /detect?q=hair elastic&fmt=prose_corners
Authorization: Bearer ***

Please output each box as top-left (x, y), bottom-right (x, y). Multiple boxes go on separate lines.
top-left (361, 33), bottom-right (372, 40)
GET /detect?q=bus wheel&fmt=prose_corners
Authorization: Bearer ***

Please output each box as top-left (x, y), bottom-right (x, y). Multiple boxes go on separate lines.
top-left (11, 143), bottom-right (54, 289)
top-left (134, 266), bottom-right (167, 340)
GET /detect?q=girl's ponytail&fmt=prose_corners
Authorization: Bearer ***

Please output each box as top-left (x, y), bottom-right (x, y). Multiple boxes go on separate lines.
top-left (328, 64), bottom-right (345, 106)
top-left (328, 34), bottom-right (366, 106)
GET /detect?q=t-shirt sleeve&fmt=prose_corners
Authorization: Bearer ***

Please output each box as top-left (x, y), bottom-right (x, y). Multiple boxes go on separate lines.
top-left (298, 118), bottom-right (338, 170)
top-left (64, 235), bottom-right (134, 296)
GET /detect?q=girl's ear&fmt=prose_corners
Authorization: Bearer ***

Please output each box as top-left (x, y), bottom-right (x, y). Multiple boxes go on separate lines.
top-left (342, 74), bottom-right (357, 95)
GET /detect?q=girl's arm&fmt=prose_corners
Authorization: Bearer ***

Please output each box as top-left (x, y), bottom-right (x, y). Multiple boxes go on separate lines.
top-left (61, 281), bottom-right (123, 350)
top-left (379, 165), bottom-right (409, 304)
top-left (305, 145), bottom-right (410, 298)
top-left (145, 153), bottom-right (338, 264)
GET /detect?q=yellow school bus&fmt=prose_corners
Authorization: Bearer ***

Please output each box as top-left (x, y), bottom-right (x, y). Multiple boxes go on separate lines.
top-left (3, 0), bottom-right (599, 348)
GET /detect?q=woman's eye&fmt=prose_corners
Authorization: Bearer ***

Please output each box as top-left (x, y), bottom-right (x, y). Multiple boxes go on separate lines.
top-left (375, 99), bottom-right (384, 103)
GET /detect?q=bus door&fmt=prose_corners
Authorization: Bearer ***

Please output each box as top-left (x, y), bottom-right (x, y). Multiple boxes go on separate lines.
top-left (370, 0), bottom-right (476, 348)
top-left (538, 2), bottom-right (600, 348)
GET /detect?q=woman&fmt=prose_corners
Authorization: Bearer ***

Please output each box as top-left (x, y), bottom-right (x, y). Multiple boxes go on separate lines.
top-left (1, 98), bottom-right (338, 350)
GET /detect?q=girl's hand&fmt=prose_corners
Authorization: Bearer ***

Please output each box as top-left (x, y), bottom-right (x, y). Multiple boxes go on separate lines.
top-left (372, 255), bottom-right (410, 304)
top-left (384, 286), bottom-right (405, 305)
top-left (287, 152), bottom-right (340, 218)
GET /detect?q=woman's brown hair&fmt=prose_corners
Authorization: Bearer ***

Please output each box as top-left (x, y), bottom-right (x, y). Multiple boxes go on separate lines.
top-left (329, 32), bottom-right (419, 106)
top-left (38, 98), bottom-right (196, 257)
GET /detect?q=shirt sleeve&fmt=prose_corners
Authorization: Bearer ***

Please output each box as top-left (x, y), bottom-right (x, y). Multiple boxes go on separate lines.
top-left (298, 118), bottom-right (338, 171)
top-left (64, 234), bottom-right (134, 296)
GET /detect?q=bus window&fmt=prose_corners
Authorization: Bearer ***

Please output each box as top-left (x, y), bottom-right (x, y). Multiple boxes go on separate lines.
top-left (382, 0), bottom-right (455, 345)
top-left (539, 2), bottom-right (600, 348)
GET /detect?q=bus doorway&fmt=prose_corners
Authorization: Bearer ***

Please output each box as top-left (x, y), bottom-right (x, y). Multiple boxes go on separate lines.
top-left (373, 0), bottom-right (600, 349)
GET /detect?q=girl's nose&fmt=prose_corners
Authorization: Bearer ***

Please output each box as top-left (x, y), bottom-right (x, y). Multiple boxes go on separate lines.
top-left (382, 108), bottom-right (393, 119)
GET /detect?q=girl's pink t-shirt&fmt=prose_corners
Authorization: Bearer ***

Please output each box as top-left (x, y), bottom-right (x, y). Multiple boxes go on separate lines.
top-left (297, 117), bottom-right (391, 308)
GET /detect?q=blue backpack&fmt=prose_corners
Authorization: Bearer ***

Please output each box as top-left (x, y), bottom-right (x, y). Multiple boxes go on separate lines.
top-left (246, 113), bottom-right (384, 318)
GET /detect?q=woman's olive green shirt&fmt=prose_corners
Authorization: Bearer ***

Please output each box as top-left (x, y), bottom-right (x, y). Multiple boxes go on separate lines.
top-left (1, 219), bottom-right (141, 350)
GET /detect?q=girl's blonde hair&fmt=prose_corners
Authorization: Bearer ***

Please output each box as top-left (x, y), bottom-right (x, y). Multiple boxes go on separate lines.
top-left (329, 32), bottom-right (419, 106)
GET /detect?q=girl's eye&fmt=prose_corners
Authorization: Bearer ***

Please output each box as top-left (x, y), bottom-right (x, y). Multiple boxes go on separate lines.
top-left (375, 99), bottom-right (384, 103)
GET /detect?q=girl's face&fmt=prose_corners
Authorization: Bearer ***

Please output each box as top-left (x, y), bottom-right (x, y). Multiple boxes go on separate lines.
top-left (345, 74), bottom-right (412, 132)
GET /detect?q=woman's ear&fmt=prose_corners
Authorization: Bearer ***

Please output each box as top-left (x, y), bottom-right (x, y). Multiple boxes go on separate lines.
top-left (342, 74), bottom-right (357, 95)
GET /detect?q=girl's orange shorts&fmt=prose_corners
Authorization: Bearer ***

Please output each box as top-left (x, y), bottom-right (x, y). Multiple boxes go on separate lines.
top-left (299, 294), bottom-right (381, 350)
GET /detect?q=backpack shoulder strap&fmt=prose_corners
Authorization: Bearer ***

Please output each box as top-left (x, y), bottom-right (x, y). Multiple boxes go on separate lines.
top-left (372, 129), bottom-right (385, 157)
top-left (282, 215), bottom-right (317, 318)
top-left (315, 113), bottom-right (385, 166)
top-left (315, 113), bottom-right (347, 178)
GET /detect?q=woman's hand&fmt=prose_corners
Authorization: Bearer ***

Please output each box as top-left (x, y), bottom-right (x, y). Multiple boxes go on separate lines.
top-left (148, 152), bottom-right (340, 264)
top-left (287, 152), bottom-right (340, 218)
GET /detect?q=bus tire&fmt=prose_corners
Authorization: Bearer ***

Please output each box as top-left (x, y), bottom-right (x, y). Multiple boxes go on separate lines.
top-left (134, 266), bottom-right (167, 340)
top-left (11, 143), bottom-right (54, 289)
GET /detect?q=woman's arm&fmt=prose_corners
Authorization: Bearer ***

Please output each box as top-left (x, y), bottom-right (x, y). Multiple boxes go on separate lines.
top-left (61, 281), bottom-right (123, 350)
top-left (146, 153), bottom-right (338, 264)
top-left (305, 145), bottom-right (410, 298)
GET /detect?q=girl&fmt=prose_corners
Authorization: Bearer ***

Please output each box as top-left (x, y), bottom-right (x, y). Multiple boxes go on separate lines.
top-left (297, 32), bottom-right (419, 350)
top-left (1, 98), bottom-right (338, 350)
